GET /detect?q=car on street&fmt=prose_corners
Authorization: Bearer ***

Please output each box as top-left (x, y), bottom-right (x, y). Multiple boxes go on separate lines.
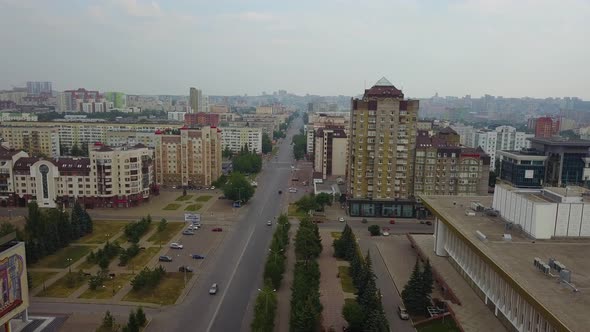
top-left (398, 305), bottom-right (410, 320)
top-left (361, 218), bottom-right (368, 224)
top-left (191, 254), bottom-right (205, 259)
top-left (382, 231), bottom-right (390, 236)
top-left (338, 217), bottom-right (345, 223)
top-left (209, 283), bottom-right (218, 295)
top-left (210, 186), bottom-right (216, 190)
top-left (278, 190), bottom-right (282, 194)
top-left (389, 219), bottom-right (396, 224)
top-left (159, 255), bottom-right (173, 262)
top-left (182, 230), bottom-right (195, 235)
top-left (170, 242), bottom-right (184, 249)
top-left (212, 227), bottom-right (223, 232)
top-left (426, 220), bottom-right (432, 225)
top-left (288, 187), bottom-right (297, 193)
top-left (266, 220), bottom-right (272, 226)
top-left (179, 266), bottom-right (194, 273)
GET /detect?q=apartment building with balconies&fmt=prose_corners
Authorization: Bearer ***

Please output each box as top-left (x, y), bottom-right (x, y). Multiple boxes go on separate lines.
top-left (313, 128), bottom-right (347, 180)
top-left (347, 77), bottom-right (418, 217)
top-left (220, 126), bottom-right (263, 154)
top-left (154, 126), bottom-right (222, 187)
top-left (0, 126), bottom-right (60, 158)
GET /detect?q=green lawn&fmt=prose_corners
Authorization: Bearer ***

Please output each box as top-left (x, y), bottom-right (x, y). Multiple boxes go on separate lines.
top-left (78, 259), bottom-right (96, 270)
top-left (36, 272), bottom-right (88, 298)
top-left (76, 220), bottom-right (127, 244)
top-left (163, 203), bottom-right (181, 210)
top-left (195, 195), bottom-right (212, 202)
top-left (175, 195), bottom-right (193, 201)
top-left (417, 318), bottom-right (460, 332)
top-left (331, 232), bottom-right (341, 239)
top-left (79, 274), bottom-right (134, 299)
top-left (147, 223), bottom-right (185, 244)
top-left (184, 204), bottom-right (202, 212)
top-left (288, 204), bottom-right (307, 219)
top-left (32, 245), bottom-right (94, 269)
top-left (127, 247), bottom-right (161, 269)
top-left (338, 266), bottom-right (356, 293)
top-left (122, 272), bottom-right (186, 305)
top-left (29, 271), bottom-right (58, 290)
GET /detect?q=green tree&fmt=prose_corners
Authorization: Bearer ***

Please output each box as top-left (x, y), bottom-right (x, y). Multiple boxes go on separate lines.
top-left (401, 260), bottom-right (424, 315)
top-left (314, 193), bottom-right (332, 210)
top-left (222, 172), bottom-right (255, 202)
top-left (292, 134), bottom-right (307, 160)
top-left (223, 146), bottom-right (233, 159)
top-left (158, 218), bottom-right (168, 233)
top-left (421, 259), bottom-right (434, 306)
top-left (262, 133), bottom-right (273, 154)
top-left (294, 194), bottom-right (318, 213)
top-left (125, 310), bottom-right (140, 332)
top-left (135, 307), bottom-right (147, 327)
top-left (71, 143), bottom-right (82, 156)
top-left (368, 225), bottom-right (381, 236)
top-left (251, 283), bottom-right (277, 332)
top-left (0, 222), bottom-right (16, 237)
top-left (342, 300), bottom-right (365, 332)
top-left (97, 310), bottom-right (118, 332)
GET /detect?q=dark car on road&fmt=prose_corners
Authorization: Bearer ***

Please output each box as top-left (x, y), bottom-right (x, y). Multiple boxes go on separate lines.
top-left (212, 227), bottom-right (223, 232)
top-left (191, 254), bottom-right (205, 259)
top-left (179, 266), bottom-right (194, 273)
top-left (159, 255), bottom-right (173, 262)
top-left (182, 230), bottom-right (195, 235)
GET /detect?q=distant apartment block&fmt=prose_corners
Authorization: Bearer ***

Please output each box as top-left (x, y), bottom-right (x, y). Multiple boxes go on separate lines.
top-left (528, 116), bottom-right (560, 138)
top-left (0, 88), bottom-right (28, 105)
top-left (256, 106), bottom-right (273, 115)
top-left (313, 128), bottom-right (347, 180)
top-left (0, 126), bottom-right (60, 158)
top-left (470, 126), bottom-right (533, 171)
top-left (168, 111), bottom-right (186, 122)
top-left (209, 105), bottom-right (230, 113)
top-left (220, 127), bottom-right (263, 154)
top-left (59, 88), bottom-right (112, 113)
top-left (306, 112), bottom-right (350, 154)
top-left (184, 112), bottom-right (220, 128)
top-left (104, 92), bottom-right (127, 109)
top-left (154, 127), bottom-right (221, 187)
top-left (189, 87), bottom-right (203, 113)
top-left (26, 81), bottom-right (52, 96)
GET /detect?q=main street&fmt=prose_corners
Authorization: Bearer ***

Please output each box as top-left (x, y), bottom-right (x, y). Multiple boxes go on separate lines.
top-left (146, 118), bottom-right (302, 332)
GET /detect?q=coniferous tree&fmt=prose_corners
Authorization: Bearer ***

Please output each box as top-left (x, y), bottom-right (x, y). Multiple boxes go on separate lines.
top-left (402, 260), bottom-right (424, 315)
top-left (135, 307), bottom-right (147, 327)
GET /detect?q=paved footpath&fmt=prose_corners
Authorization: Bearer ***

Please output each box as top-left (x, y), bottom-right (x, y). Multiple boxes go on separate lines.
top-left (318, 230), bottom-right (347, 331)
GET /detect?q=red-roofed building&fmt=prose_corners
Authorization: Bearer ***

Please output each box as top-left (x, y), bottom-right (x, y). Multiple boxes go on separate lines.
top-left (184, 112), bottom-right (220, 128)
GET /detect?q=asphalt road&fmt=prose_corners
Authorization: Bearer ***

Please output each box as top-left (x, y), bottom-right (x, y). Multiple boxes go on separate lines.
top-left (146, 118), bottom-right (301, 332)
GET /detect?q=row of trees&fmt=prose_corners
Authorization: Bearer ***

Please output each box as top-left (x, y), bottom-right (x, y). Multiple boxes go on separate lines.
top-left (97, 308), bottom-right (147, 332)
top-left (222, 172), bottom-right (255, 203)
top-left (401, 259), bottom-right (434, 315)
top-left (262, 133), bottom-right (273, 154)
top-left (294, 193), bottom-right (332, 214)
top-left (251, 214), bottom-right (291, 332)
top-left (119, 243), bottom-right (140, 266)
top-left (130, 266), bottom-right (166, 291)
top-left (26, 201), bottom-right (94, 264)
top-left (124, 215), bottom-right (152, 243)
top-left (232, 144), bottom-right (262, 174)
top-left (292, 134), bottom-right (307, 160)
top-left (290, 216), bottom-right (323, 331)
top-left (334, 225), bottom-right (390, 331)
top-left (86, 241), bottom-right (122, 269)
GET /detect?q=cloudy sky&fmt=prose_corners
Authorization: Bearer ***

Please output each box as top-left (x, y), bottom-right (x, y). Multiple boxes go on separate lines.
top-left (1, 0), bottom-right (589, 98)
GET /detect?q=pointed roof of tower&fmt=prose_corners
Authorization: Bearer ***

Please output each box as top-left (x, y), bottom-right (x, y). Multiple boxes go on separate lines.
top-left (374, 77), bottom-right (394, 86)
top-left (364, 77), bottom-right (404, 98)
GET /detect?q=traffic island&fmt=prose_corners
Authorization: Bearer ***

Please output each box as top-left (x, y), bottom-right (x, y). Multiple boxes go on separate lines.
top-left (122, 272), bottom-right (186, 305)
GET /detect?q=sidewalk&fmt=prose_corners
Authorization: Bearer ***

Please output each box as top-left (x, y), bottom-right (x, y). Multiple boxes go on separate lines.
top-left (318, 230), bottom-right (347, 331)
top-left (410, 235), bottom-right (506, 332)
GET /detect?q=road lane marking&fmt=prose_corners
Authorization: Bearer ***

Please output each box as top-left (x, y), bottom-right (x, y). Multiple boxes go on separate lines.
top-left (206, 224), bottom-right (256, 332)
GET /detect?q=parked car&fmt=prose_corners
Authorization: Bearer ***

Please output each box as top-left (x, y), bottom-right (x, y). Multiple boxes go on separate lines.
top-left (361, 218), bottom-right (368, 224)
top-left (338, 217), bottom-right (345, 223)
top-left (178, 266), bottom-right (194, 273)
top-left (382, 231), bottom-right (390, 236)
top-left (170, 242), bottom-right (184, 249)
top-left (192, 222), bottom-right (201, 227)
top-left (278, 190), bottom-right (282, 194)
top-left (209, 283), bottom-right (218, 295)
top-left (191, 254), bottom-right (205, 259)
top-left (210, 186), bottom-right (216, 190)
top-left (182, 230), bottom-right (195, 235)
top-left (426, 220), bottom-right (432, 225)
top-left (159, 255), bottom-right (173, 262)
top-left (266, 220), bottom-right (272, 226)
top-left (212, 227), bottom-right (223, 232)
top-left (398, 305), bottom-right (410, 320)
top-left (389, 219), bottom-right (396, 224)
top-left (289, 187), bottom-right (297, 193)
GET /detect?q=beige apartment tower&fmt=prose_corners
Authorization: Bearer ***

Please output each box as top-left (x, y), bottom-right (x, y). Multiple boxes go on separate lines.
top-left (347, 77), bottom-right (418, 218)
top-left (154, 127), bottom-right (222, 187)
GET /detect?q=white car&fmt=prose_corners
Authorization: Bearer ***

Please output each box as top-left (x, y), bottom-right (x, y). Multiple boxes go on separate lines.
top-left (382, 232), bottom-right (390, 236)
top-left (209, 283), bottom-right (218, 295)
top-left (170, 242), bottom-right (184, 249)
top-left (266, 220), bottom-right (272, 226)
top-left (210, 186), bottom-right (216, 190)
top-left (289, 187), bottom-right (297, 193)
top-left (338, 217), bottom-right (345, 223)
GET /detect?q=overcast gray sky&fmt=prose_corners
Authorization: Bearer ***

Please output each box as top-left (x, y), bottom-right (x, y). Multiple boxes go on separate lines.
top-left (0, 0), bottom-right (589, 98)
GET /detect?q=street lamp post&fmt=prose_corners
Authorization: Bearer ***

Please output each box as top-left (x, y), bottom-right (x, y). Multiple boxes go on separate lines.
top-left (269, 248), bottom-right (284, 265)
top-left (257, 288), bottom-right (277, 316)
top-left (66, 258), bottom-right (73, 273)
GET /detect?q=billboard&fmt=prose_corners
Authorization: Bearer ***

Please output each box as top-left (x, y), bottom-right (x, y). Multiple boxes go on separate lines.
top-left (184, 213), bottom-right (201, 223)
top-left (0, 242), bottom-right (28, 326)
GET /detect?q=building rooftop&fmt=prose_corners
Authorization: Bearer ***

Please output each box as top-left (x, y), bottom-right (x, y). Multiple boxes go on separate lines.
top-left (363, 77), bottom-right (404, 99)
top-left (421, 195), bottom-right (590, 332)
top-left (529, 137), bottom-right (590, 147)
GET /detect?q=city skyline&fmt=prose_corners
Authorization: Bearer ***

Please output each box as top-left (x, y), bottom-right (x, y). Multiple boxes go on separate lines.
top-left (1, 0), bottom-right (589, 99)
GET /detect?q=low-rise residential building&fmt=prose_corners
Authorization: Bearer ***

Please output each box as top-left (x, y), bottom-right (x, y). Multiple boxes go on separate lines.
top-left (220, 127), bottom-right (263, 154)
top-left (154, 126), bottom-right (222, 187)
top-left (9, 144), bottom-right (154, 208)
top-left (0, 126), bottom-right (60, 157)
top-left (313, 128), bottom-right (347, 180)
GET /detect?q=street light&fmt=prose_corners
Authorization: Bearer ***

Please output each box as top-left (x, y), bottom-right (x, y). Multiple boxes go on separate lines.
top-left (257, 288), bottom-right (277, 316)
top-left (269, 248), bottom-right (284, 265)
top-left (66, 258), bottom-right (73, 273)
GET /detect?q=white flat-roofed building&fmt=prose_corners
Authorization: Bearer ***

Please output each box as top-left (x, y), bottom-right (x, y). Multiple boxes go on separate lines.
top-left (220, 127), bottom-right (263, 154)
